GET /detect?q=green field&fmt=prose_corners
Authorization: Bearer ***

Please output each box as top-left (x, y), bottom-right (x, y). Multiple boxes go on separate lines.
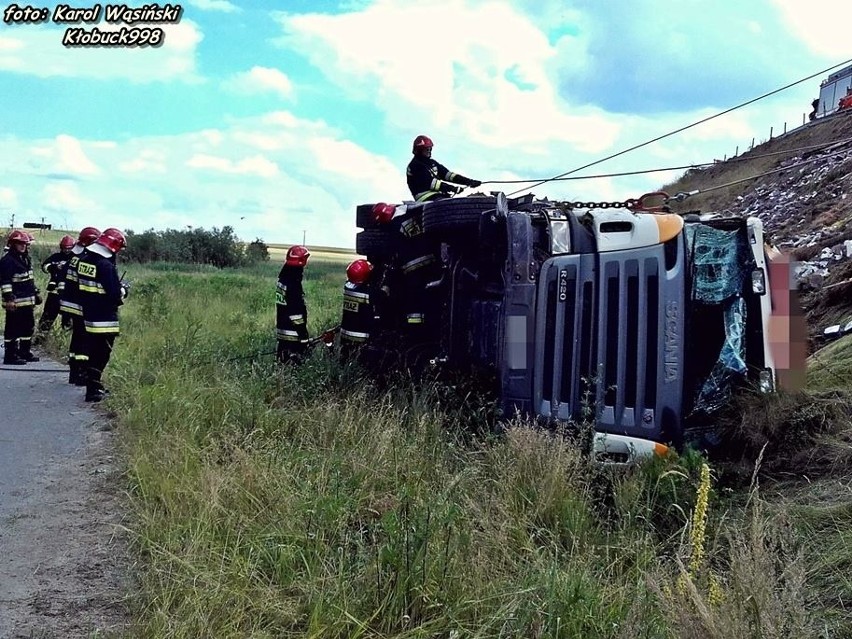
top-left (31, 259), bottom-right (852, 638)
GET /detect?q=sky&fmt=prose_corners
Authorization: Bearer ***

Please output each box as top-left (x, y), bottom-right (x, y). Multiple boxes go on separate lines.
top-left (0, 0), bottom-right (850, 249)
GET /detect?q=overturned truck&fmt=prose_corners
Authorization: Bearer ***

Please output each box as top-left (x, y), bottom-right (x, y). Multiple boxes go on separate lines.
top-left (353, 193), bottom-right (778, 463)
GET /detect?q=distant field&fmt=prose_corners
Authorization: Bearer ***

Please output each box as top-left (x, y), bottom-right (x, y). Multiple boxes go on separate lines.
top-left (267, 242), bottom-right (357, 262)
top-left (1, 228), bottom-right (357, 261)
top-left (1, 227), bottom-right (74, 247)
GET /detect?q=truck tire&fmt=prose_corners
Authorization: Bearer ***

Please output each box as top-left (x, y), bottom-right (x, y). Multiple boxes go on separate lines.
top-left (356, 228), bottom-right (397, 259)
top-left (356, 204), bottom-right (379, 229)
top-left (422, 196), bottom-right (497, 239)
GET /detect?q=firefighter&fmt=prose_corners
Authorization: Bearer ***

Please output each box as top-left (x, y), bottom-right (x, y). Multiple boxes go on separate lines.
top-left (36, 234), bottom-right (76, 336)
top-left (77, 228), bottom-right (128, 402)
top-left (1, 230), bottom-right (41, 365)
top-left (276, 245), bottom-right (310, 363)
top-left (406, 135), bottom-right (481, 203)
top-left (339, 259), bottom-right (375, 362)
top-left (809, 98), bottom-right (820, 121)
top-left (59, 226), bottom-right (101, 385)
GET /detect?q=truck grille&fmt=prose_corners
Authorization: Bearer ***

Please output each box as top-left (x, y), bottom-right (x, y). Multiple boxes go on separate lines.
top-left (534, 244), bottom-right (684, 441)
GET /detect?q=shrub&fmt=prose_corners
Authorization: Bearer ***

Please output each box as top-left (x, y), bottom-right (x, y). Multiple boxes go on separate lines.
top-left (123, 226), bottom-right (253, 268)
top-left (245, 238), bottom-right (270, 263)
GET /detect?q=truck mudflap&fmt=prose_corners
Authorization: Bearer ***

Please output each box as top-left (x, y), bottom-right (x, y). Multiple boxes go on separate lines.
top-left (532, 237), bottom-right (686, 446)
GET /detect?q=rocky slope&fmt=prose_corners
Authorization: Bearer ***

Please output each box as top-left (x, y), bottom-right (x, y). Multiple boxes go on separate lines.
top-left (664, 109), bottom-right (852, 339)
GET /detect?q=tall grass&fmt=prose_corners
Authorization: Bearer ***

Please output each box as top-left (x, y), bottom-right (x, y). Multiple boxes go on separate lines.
top-left (43, 259), bottom-right (839, 638)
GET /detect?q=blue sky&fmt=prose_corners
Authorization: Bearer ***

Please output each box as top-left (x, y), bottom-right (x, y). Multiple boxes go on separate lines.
top-left (0, 0), bottom-right (849, 248)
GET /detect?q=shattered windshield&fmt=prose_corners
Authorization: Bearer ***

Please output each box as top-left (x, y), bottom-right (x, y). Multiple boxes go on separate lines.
top-left (685, 224), bottom-right (752, 413)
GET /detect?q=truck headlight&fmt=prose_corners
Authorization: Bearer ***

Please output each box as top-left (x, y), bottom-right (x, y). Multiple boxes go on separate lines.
top-left (751, 268), bottom-right (766, 295)
top-left (550, 220), bottom-right (571, 255)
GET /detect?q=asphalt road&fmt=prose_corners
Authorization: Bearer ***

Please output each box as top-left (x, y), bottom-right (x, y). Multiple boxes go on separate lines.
top-left (0, 347), bottom-right (128, 637)
top-left (0, 356), bottom-right (85, 522)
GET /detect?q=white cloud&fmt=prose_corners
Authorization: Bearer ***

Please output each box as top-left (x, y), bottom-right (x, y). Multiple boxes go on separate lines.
top-left (0, 187), bottom-right (18, 208)
top-left (186, 153), bottom-right (280, 178)
top-left (225, 66), bottom-right (294, 99)
top-left (41, 182), bottom-right (100, 217)
top-left (772, 0), bottom-right (852, 58)
top-left (0, 108), bottom-right (406, 246)
top-left (273, 0), bottom-right (619, 154)
top-left (119, 149), bottom-right (167, 174)
top-left (56, 135), bottom-right (101, 175)
top-left (0, 20), bottom-right (203, 82)
top-left (186, 0), bottom-right (240, 12)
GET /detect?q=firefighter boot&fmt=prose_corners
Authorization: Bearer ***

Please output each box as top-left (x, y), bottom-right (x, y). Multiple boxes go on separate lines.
top-left (68, 359), bottom-right (88, 386)
top-left (84, 368), bottom-right (109, 402)
top-left (18, 339), bottom-right (40, 363)
top-left (3, 340), bottom-right (26, 365)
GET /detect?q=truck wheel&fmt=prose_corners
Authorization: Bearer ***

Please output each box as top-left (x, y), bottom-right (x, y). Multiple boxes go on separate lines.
top-left (356, 203), bottom-right (379, 229)
top-left (422, 196), bottom-right (497, 239)
top-left (356, 228), bottom-right (397, 259)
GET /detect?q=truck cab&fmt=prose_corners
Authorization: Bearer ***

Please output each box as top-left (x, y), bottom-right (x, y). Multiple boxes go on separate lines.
top-left (354, 193), bottom-right (777, 462)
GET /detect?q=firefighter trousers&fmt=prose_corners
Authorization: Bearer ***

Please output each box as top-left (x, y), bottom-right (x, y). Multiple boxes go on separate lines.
top-left (3, 306), bottom-right (35, 358)
top-left (38, 292), bottom-right (61, 332)
top-left (85, 332), bottom-right (117, 391)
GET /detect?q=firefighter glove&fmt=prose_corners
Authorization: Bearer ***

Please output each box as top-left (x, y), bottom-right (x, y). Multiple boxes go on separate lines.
top-left (35, 294), bottom-right (43, 305)
top-left (467, 179), bottom-right (482, 188)
top-left (3, 300), bottom-right (17, 311)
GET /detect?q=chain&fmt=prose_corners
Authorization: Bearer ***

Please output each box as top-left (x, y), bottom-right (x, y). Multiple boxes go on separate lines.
top-left (565, 199), bottom-right (640, 210)
top-left (561, 191), bottom-right (671, 212)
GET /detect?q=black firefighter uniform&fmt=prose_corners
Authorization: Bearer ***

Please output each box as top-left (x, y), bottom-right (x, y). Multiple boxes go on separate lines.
top-left (76, 245), bottom-right (126, 398)
top-left (38, 249), bottom-right (71, 332)
top-left (1, 248), bottom-right (39, 363)
top-left (339, 279), bottom-right (374, 359)
top-left (276, 264), bottom-right (309, 360)
top-left (59, 247), bottom-right (91, 384)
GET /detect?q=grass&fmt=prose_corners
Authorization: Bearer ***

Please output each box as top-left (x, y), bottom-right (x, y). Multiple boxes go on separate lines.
top-left (31, 257), bottom-right (852, 638)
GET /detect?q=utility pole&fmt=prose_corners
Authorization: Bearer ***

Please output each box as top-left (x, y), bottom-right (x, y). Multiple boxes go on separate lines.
top-left (302, 229), bottom-right (306, 246)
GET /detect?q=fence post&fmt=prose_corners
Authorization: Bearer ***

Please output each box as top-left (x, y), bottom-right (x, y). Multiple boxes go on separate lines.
top-left (770, 126), bottom-right (773, 139)
top-left (783, 122), bottom-right (787, 134)
top-left (750, 137), bottom-right (755, 150)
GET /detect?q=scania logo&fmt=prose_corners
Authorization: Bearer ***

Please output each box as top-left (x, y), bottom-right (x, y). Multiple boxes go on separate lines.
top-left (558, 269), bottom-right (568, 301)
top-left (664, 300), bottom-right (680, 383)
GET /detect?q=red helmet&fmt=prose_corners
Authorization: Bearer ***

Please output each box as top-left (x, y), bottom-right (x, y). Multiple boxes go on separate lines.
top-left (412, 134), bottom-right (433, 153)
top-left (372, 203), bottom-right (396, 225)
top-left (96, 228), bottom-right (127, 254)
top-left (6, 229), bottom-right (31, 246)
top-left (78, 226), bottom-right (101, 246)
top-left (59, 235), bottom-right (75, 250)
top-left (346, 259), bottom-right (373, 284)
top-left (286, 245), bottom-right (310, 267)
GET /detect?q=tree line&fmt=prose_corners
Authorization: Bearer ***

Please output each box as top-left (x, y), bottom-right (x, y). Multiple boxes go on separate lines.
top-left (122, 226), bottom-right (269, 267)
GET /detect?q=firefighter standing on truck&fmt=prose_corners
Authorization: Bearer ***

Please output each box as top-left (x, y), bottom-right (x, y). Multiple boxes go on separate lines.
top-left (339, 259), bottom-right (375, 362)
top-left (77, 227), bottom-right (128, 402)
top-left (59, 226), bottom-right (101, 386)
top-left (36, 234), bottom-right (76, 336)
top-left (276, 245), bottom-right (310, 363)
top-left (406, 135), bottom-right (481, 202)
top-left (1, 230), bottom-right (41, 365)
